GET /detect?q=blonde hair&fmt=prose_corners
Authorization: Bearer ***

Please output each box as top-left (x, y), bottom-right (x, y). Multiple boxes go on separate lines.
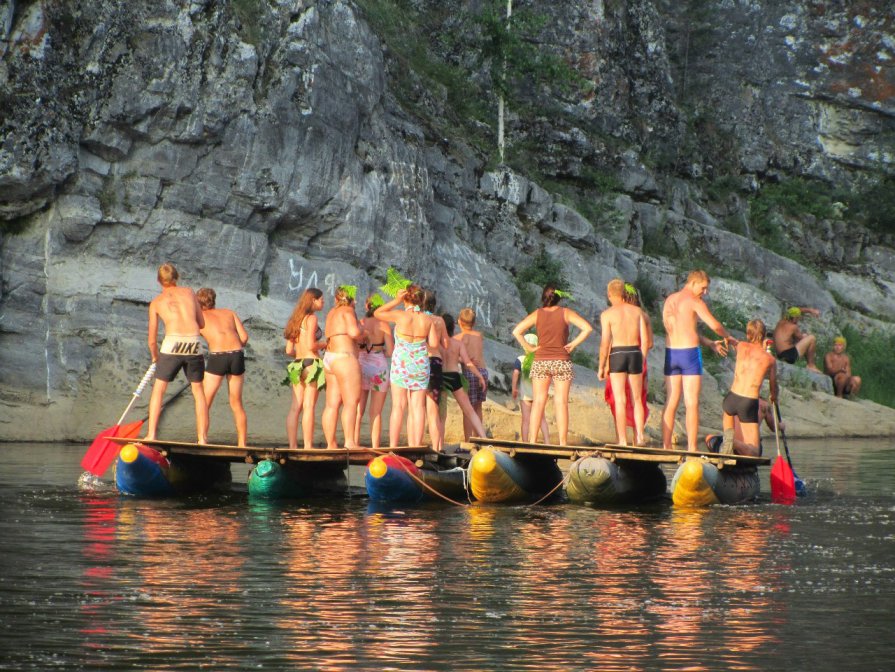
top-left (746, 319), bottom-right (766, 344)
top-left (157, 263), bottom-right (179, 286)
top-left (607, 278), bottom-right (625, 298)
top-left (334, 286), bottom-right (354, 307)
top-left (687, 269), bottom-right (709, 285)
top-left (458, 307), bottom-right (476, 327)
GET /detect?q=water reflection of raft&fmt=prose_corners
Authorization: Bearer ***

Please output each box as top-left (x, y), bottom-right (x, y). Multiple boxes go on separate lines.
top-left (365, 453), bottom-right (468, 503)
top-left (108, 437), bottom-right (433, 498)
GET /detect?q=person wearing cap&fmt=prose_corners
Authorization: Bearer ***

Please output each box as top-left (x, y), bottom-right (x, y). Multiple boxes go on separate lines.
top-left (511, 333), bottom-right (550, 443)
top-left (773, 306), bottom-right (821, 371)
top-left (824, 336), bottom-right (861, 398)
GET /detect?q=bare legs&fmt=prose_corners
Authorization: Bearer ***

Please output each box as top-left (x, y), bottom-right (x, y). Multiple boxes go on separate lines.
top-left (796, 334), bottom-right (819, 371)
top-left (145, 378), bottom-right (207, 444)
top-left (520, 399), bottom-right (549, 443)
top-left (528, 376), bottom-right (571, 445)
top-left (286, 383), bottom-right (303, 450)
top-left (427, 394), bottom-right (445, 452)
top-left (205, 372), bottom-right (247, 447)
top-left (323, 358), bottom-right (362, 449)
top-left (662, 374), bottom-right (702, 452)
top-left (357, 388), bottom-right (388, 450)
top-left (609, 372), bottom-right (645, 446)
top-left (450, 389), bottom-right (486, 438)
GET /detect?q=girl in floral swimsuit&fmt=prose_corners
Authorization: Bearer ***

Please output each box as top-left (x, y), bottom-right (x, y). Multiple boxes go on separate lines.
top-left (374, 285), bottom-right (439, 447)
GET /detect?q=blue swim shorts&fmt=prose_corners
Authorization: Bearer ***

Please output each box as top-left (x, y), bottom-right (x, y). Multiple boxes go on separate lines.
top-left (664, 346), bottom-right (703, 376)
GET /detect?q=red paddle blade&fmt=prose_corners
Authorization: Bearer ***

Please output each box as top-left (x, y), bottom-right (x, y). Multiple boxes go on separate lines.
top-left (80, 420), bottom-right (144, 477)
top-left (771, 456), bottom-right (796, 505)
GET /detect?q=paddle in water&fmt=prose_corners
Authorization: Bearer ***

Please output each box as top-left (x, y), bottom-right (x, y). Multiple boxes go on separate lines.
top-left (775, 401), bottom-right (806, 496)
top-left (81, 364), bottom-right (157, 476)
top-left (770, 401), bottom-right (796, 504)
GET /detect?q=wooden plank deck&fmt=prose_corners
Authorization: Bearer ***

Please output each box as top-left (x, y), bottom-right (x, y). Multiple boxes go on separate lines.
top-left (465, 437), bottom-right (770, 467)
top-left (107, 436), bottom-right (434, 465)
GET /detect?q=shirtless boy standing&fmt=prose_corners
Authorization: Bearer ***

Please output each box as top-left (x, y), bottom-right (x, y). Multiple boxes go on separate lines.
top-left (661, 270), bottom-right (734, 452)
top-left (598, 278), bottom-right (649, 446)
top-left (720, 320), bottom-right (778, 456)
top-left (197, 288), bottom-right (250, 446)
top-left (456, 308), bottom-right (488, 441)
top-left (146, 263), bottom-right (208, 443)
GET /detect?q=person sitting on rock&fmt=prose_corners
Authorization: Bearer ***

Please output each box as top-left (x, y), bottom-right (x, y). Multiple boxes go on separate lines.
top-left (824, 335), bottom-right (861, 398)
top-left (773, 306), bottom-right (821, 371)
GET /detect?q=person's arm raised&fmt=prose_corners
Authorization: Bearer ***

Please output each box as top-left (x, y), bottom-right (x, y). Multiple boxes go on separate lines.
top-left (373, 290), bottom-right (407, 324)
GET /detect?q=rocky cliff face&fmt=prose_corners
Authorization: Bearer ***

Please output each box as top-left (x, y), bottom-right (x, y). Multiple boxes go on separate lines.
top-left (1, 0), bottom-right (893, 442)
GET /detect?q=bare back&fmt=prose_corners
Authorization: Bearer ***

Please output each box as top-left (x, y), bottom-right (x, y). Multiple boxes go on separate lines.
top-left (773, 320), bottom-right (800, 352)
top-left (200, 308), bottom-right (247, 352)
top-left (325, 305), bottom-right (361, 353)
top-left (602, 303), bottom-right (645, 347)
top-left (459, 329), bottom-right (485, 367)
top-left (662, 288), bottom-right (701, 348)
top-left (730, 341), bottom-right (776, 398)
top-left (429, 315), bottom-right (449, 357)
top-left (151, 286), bottom-right (204, 336)
top-left (395, 310), bottom-right (434, 342)
top-left (442, 338), bottom-right (464, 372)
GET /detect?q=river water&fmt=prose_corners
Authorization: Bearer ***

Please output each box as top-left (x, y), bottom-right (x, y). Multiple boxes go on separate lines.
top-left (0, 439), bottom-right (892, 671)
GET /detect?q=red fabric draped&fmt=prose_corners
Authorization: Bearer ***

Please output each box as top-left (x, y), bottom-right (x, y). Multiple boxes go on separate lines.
top-left (604, 360), bottom-right (649, 427)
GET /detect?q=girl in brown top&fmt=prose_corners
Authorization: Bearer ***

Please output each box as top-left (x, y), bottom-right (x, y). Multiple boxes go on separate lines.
top-left (284, 288), bottom-right (326, 449)
top-left (512, 285), bottom-right (593, 445)
top-left (322, 286), bottom-right (364, 449)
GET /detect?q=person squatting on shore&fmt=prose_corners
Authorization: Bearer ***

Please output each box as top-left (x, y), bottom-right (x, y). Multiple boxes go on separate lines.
top-left (375, 286), bottom-right (440, 448)
top-left (719, 320), bottom-right (778, 457)
top-left (661, 270), bottom-right (734, 452)
top-left (824, 335), bottom-right (861, 398)
top-left (598, 278), bottom-right (650, 446)
top-left (322, 286), bottom-right (364, 449)
top-left (197, 288), bottom-right (249, 446)
top-left (145, 263), bottom-right (208, 443)
top-left (512, 285), bottom-right (593, 446)
top-left (356, 295), bottom-right (393, 450)
top-left (283, 288), bottom-right (326, 450)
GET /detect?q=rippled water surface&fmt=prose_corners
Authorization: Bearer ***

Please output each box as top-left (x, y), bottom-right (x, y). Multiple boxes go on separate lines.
top-left (1, 440), bottom-right (893, 671)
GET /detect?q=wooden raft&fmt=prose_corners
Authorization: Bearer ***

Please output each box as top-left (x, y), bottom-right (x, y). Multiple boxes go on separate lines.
top-left (108, 436), bottom-right (433, 466)
top-left (464, 437), bottom-right (770, 468)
